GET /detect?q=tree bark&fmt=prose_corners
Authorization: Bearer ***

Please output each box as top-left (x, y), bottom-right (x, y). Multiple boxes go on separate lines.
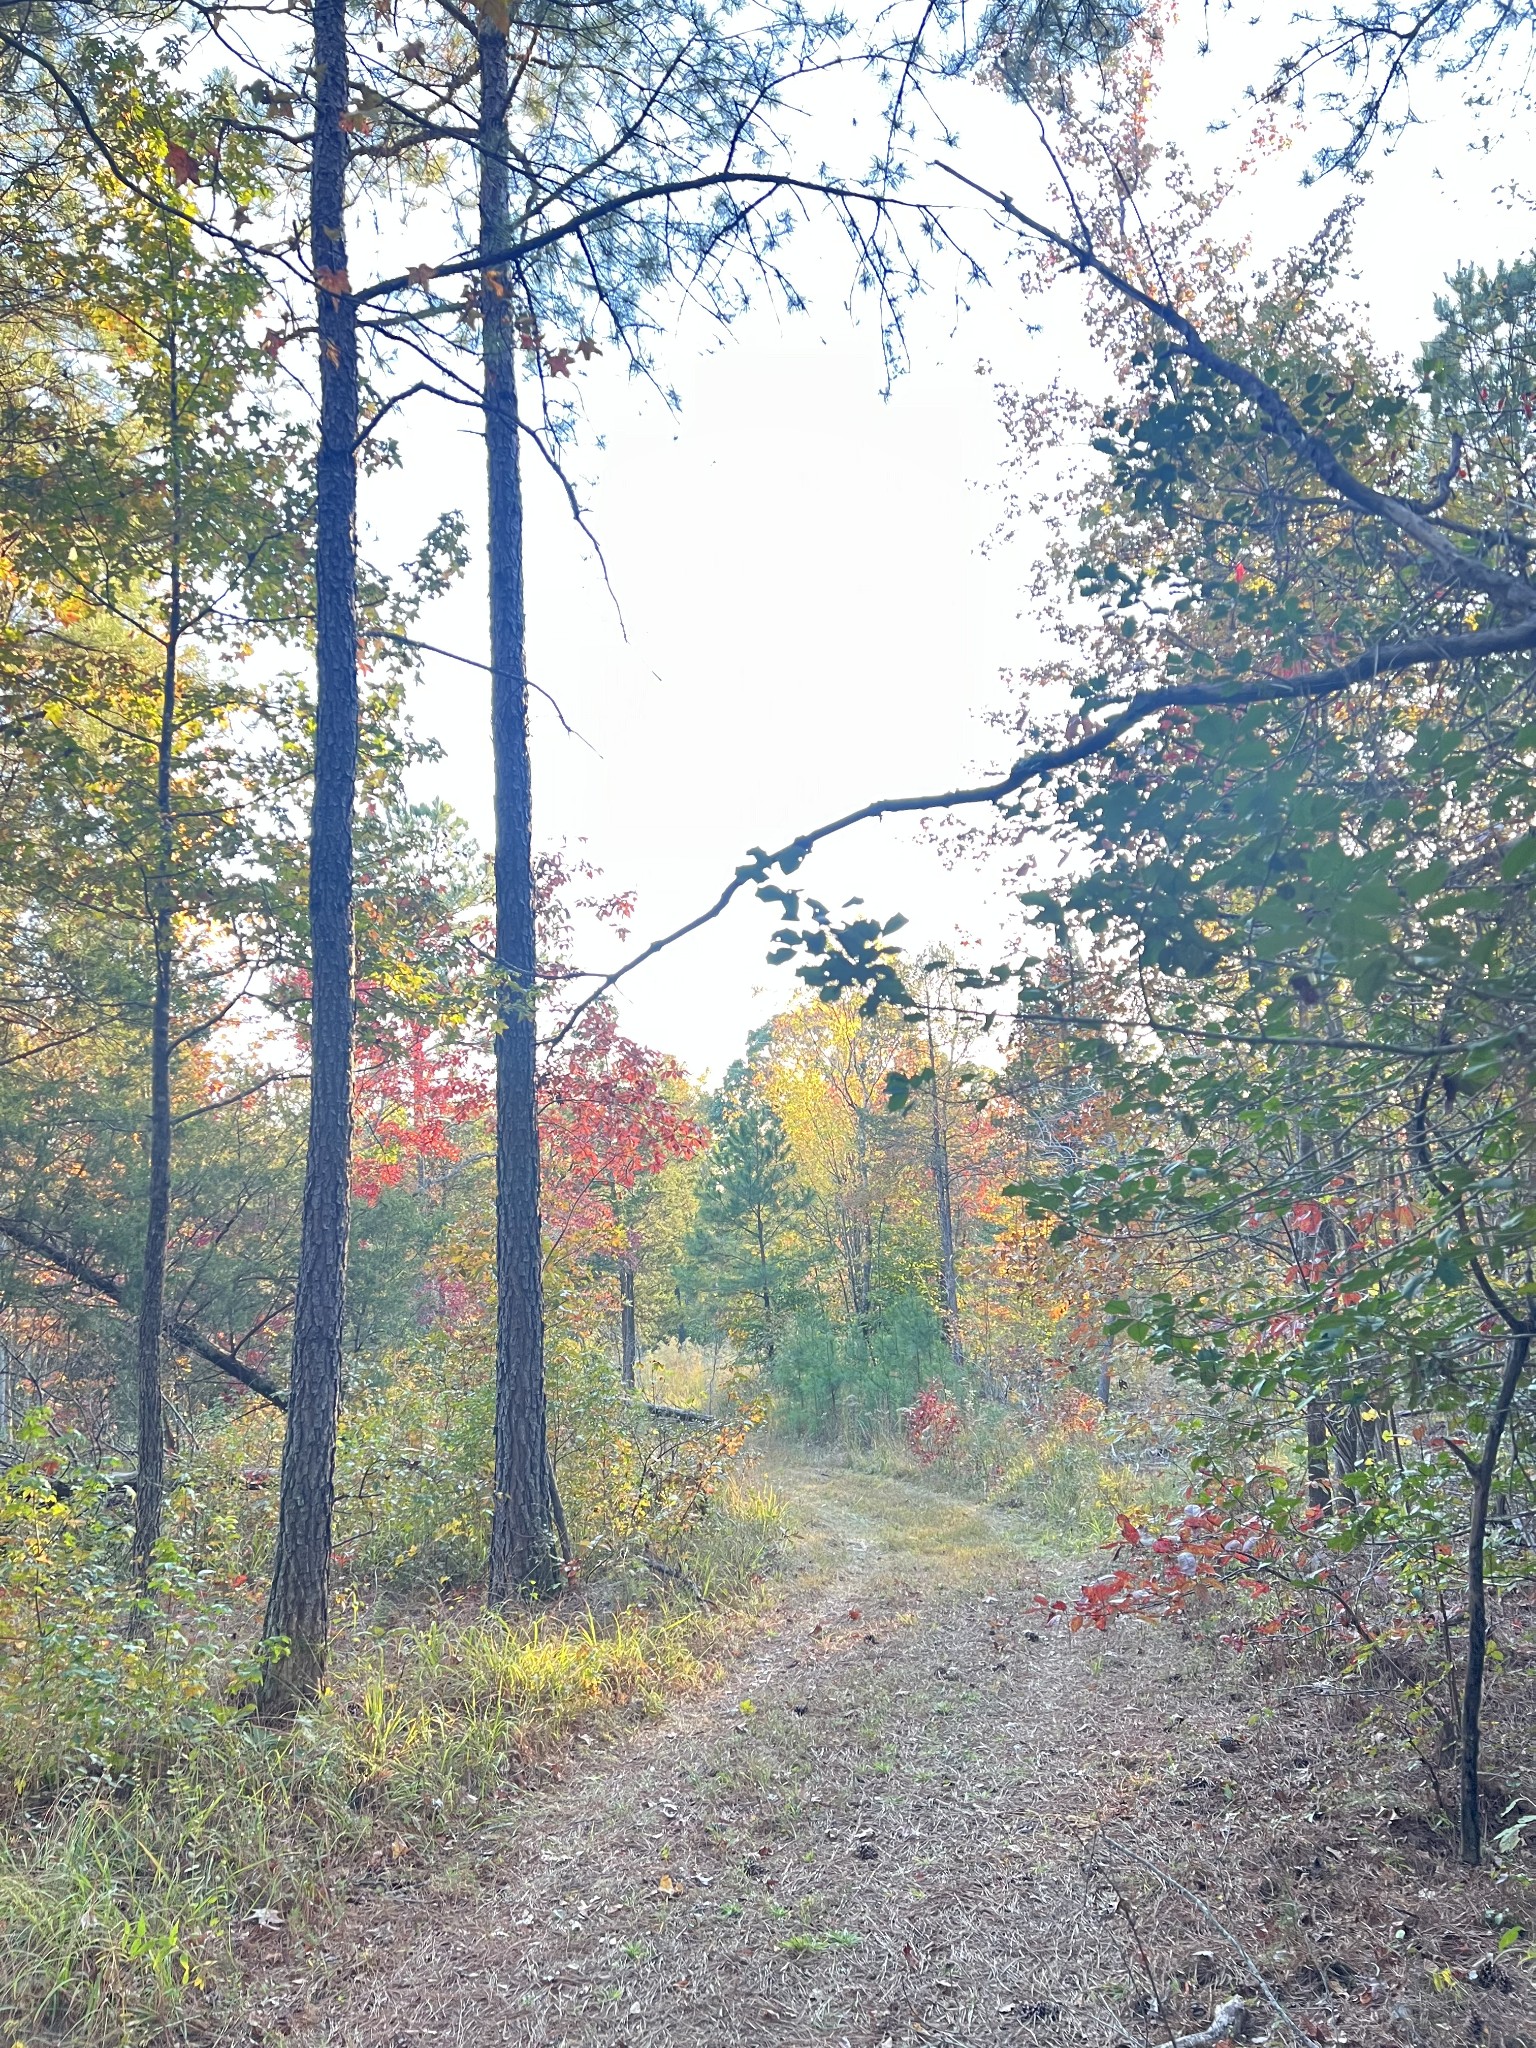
top-left (258, 0), bottom-right (359, 1716)
top-left (1296, 1132), bottom-right (1340, 1510)
top-left (132, 316), bottom-right (180, 1585)
top-left (924, 1004), bottom-right (963, 1372)
top-left (1305, 1395), bottom-right (1331, 1510)
top-left (133, 589), bottom-right (177, 1584)
top-left (753, 1205), bottom-right (775, 1365)
top-left (480, 20), bottom-right (559, 1603)
top-left (1458, 1328), bottom-right (1530, 1865)
top-left (619, 1252), bottom-right (638, 1390)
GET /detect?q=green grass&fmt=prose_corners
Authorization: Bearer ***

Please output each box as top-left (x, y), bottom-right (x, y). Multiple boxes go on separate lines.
top-left (0, 1479), bottom-right (785, 2045)
top-left (779, 1928), bottom-right (860, 1955)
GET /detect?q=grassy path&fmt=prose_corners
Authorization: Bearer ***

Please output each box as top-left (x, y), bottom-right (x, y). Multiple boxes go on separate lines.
top-left (286, 1463), bottom-right (1137, 2046)
top-left (270, 1461), bottom-right (1526, 2048)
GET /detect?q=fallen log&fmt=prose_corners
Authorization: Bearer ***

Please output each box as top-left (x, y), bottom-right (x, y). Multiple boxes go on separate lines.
top-left (642, 1400), bottom-right (717, 1426)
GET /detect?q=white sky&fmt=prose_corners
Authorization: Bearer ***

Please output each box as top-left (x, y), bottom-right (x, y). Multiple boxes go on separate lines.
top-left (369, 8), bottom-right (1533, 1080)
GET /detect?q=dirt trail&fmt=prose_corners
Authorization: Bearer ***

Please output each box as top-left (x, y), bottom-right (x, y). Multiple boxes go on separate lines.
top-left (289, 1466), bottom-right (1140, 2047)
top-left (279, 1463), bottom-right (1526, 2048)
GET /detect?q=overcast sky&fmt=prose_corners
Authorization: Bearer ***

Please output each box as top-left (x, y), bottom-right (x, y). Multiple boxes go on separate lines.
top-left (369, 8), bottom-right (1531, 1080)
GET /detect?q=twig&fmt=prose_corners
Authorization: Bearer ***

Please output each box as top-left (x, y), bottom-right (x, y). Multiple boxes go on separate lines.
top-left (1100, 1836), bottom-right (1305, 2045)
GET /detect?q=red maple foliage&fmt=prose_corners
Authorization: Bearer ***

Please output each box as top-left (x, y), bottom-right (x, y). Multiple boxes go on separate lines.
top-left (540, 1003), bottom-right (707, 1257)
top-left (905, 1383), bottom-right (963, 1465)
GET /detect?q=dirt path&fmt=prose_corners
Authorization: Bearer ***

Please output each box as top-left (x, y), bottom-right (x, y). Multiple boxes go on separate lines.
top-left (283, 1466), bottom-right (1139, 2047)
top-left (279, 1462), bottom-right (1531, 2048)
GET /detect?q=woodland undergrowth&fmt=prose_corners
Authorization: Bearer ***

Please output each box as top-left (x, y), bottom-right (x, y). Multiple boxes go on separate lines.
top-left (0, 1377), bottom-right (781, 2045)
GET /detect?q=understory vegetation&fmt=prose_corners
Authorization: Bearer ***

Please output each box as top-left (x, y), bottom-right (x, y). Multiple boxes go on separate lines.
top-left (3, 0), bottom-right (1536, 2037)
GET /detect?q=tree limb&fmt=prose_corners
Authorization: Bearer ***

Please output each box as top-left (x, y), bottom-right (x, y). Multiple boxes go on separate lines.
top-left (0, 1213), bottom-right (286, 1409)
top-left (549, 610), bottom-right (1536, 1043)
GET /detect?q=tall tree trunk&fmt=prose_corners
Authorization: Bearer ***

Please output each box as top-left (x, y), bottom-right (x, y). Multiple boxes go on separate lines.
top-left (258, 0), bottom-right (359, 1715)
top-left (925, 1004), bottom-right (963, 1372)
top-left (480, 21), bottom-right (559, 1603)
top-left (1458, 1329), bottom-right (1530, 1865)
top-left (618, 1252), bottom-right (638, 1390)
top-left (753, 1205), bottom-right (775, 1365)
top-left (132, 318), bottom-right (180, 1585)
top-left (1297, 1131), bottom-right (1344, 1510)
top-left (133, 614), bottom-right (177, 1583)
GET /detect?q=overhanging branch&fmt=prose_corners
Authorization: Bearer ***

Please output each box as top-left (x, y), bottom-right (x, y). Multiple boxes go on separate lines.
top-left (549, 611), bottom-right (1536, 1043)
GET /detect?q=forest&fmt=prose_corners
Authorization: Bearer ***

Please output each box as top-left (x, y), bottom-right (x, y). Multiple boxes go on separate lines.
top-left (1, 0), bottom-right (1535, 2038)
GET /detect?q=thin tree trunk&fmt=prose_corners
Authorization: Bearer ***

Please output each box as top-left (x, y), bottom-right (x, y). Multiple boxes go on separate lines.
top-left (1297, 1131), bottom-right (1341, 1510)
top-left (133, 627), bottom-right (176, 1582)
top-left (925, 1004), bottom-right (963, 1372)
top-left (132, 317), bottom-right (180, 1585)
top-left (259, 0), bottom-right (359, 1715)
top-left (480, 20), bottom-right (559, 1603)
top-left (619, 1252), bottom-right (638, 1390)
top-left (753, 1205), bottom-right (775, 1364)
top-left (1458, 1329), bottom-right (1530, 1865)
top-left (1305, 1395), bottom-right (1331, 1510)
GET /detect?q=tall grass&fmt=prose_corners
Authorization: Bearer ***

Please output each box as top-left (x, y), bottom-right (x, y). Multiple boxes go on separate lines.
top-left (0, 1468), bottom-right (783, 2044)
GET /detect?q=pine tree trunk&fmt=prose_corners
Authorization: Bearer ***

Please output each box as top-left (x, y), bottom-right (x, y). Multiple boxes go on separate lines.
top-left (133, 335), bottom-right (180, 1586)
top-left (754, 1206), bottom-right (775, 1365)
top-left (132, 675), bottom-right (174, 1582)
top-left (926, 1038), bottom-right (963, 1372)
top-left (619, 1255), bottom-right (638, 1390)
top-left (259, 0), bottom-right (359, 1715)
top-left (480, 22), bottom-right (559, 1603)
top-left (1458, 1329), bottom-right (1530, 1864)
